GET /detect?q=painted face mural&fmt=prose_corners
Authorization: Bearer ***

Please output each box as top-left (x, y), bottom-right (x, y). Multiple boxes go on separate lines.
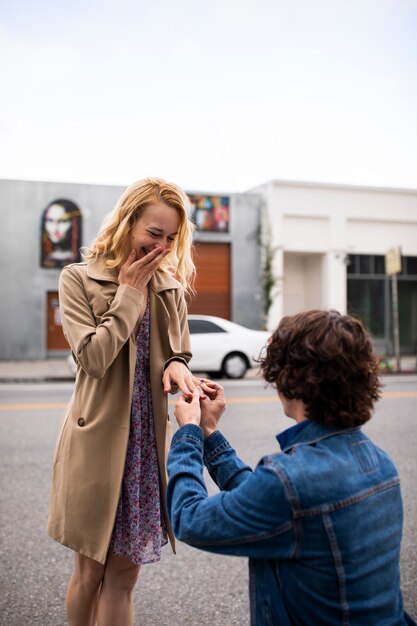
top-left (44, 204), bottom-right (72, 244)
top-left (41, 199), bottom-right (82, 268)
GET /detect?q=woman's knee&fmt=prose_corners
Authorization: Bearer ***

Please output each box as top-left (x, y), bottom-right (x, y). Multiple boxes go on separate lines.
top-left (103, 552), bottom-right (140, 593)
top-left (72, 553), bottom-right (105, 593)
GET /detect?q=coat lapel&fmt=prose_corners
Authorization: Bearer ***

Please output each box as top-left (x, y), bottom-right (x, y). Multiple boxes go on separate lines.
top-left (86, 258), bottom-right (119, 283)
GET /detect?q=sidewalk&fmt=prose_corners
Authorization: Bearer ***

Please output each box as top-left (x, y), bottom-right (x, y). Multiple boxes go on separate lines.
top-left (0, 355), bottom-right (416, 383)
top-left (0, 357), bottom-right (74, 382)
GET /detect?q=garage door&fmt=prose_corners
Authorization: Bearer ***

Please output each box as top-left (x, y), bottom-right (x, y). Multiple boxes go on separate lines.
top-left (188, 242), bottom-right (231, 319)
top-left (46, 291), bottom-right (70, 351)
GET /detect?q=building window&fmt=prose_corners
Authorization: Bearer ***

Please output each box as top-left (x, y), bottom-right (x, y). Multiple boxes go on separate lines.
top-left (374, 256), bottom-right (385, 275)
top-left (347, 279), bottom-right (385, 338)
top-left (404, 256), bottom-right (417, 275)
top-left (40, 199), bottom-right (82, 268)
top-left (359, 255), bottom-right (371, 274)
top-left (347, 253), bottom-right (388, 342)
top-left (347, 254), bottom-right (385, 276)
top-left (188, 194), bottom-right (230, 232)
top-left (347, 253), bottom-right (417, 355)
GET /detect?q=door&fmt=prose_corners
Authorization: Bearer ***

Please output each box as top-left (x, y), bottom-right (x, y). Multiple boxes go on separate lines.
top-left (188, 242), bottom-right (231, 319)
top-left (46, 292), bottom-right (69, 351)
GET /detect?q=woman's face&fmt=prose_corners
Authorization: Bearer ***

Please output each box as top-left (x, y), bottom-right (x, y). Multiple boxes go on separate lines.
top-left (44, 204), bottom-right (71, 244)
top-left (130, 202), bottom-right (181, 259)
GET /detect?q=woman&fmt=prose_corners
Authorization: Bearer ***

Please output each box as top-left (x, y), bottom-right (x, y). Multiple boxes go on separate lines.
top-left (48, 177), bottom-right (202, 626)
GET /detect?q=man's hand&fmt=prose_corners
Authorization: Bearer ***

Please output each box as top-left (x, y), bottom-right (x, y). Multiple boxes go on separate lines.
top-left (199, 382), bottom-right (226, 438)
top-left (174, 388), bottom-right (201, 428)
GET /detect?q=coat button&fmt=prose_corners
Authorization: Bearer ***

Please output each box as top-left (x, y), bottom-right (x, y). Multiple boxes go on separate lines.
top-left (77, 417), bottom-right (85, 427)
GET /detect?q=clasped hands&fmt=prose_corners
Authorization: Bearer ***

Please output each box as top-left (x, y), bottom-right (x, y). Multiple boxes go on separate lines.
top-left (162, 361), bottom-right (225, 437)
top-left (175, 379), bottom-right (226, 439)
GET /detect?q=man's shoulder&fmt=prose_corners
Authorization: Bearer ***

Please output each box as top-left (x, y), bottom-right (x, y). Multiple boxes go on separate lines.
top-left (260, 429), bottom-right (399, 510)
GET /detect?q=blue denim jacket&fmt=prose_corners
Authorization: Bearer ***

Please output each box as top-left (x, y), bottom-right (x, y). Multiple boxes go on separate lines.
top-left (167, 421), bottom-right (416, 626)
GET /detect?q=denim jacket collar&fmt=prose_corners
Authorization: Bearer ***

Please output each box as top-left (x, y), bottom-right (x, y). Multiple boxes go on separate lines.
top-left (276, 419), bottom-right (361, 453)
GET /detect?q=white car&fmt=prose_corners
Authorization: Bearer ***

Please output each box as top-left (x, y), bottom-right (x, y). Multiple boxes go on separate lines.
top-left (188, 315), bottom-right (270, 379)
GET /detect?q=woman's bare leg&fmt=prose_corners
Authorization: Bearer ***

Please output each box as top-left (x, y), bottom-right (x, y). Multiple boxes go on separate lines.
top-left (96, 551), bottom-right (140, 626)
top-left (66, 553), bottom-right (105, 626)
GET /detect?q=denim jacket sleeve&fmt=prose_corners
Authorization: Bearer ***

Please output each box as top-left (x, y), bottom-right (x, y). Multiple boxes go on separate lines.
top-left (166, 424), bottom-right (295, 558)
top-left (203, 430), bottom-right (253, 490)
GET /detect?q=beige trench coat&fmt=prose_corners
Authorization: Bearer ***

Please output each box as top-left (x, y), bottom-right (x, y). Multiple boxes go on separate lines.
top-left (47, 258), bottom-right (191, 564)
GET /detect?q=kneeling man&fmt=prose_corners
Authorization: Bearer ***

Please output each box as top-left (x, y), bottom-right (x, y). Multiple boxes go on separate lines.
top-left (167, 310), bottom-right (416, 626)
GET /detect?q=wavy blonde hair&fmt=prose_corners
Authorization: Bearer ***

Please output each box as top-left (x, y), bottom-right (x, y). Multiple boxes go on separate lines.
top-left (84, 177), bottom-right (195, 293)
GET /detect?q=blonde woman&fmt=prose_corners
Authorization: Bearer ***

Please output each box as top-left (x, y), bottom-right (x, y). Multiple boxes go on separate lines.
top-left (48, 178), bottom-right (202, 626)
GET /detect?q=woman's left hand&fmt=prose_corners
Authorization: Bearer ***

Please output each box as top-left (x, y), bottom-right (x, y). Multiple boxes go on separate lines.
top-left (162, 361), bottom-right (205, 399)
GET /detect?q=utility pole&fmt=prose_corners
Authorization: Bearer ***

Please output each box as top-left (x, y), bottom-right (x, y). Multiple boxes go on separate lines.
top-left (385, 247), bottom-right (402, 372)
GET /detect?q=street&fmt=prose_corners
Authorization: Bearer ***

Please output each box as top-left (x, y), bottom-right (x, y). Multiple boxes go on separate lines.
top-left (0, 376), bottom-right (416, 626)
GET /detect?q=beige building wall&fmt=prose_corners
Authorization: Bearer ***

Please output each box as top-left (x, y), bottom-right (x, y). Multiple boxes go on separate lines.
top-left (283, 253), bottom-right (323, 317)
top-left (250, 180), bottom-right (417, 332)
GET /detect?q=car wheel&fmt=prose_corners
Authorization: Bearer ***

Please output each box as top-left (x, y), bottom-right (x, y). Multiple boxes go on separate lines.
top-left (222, 353), bottom-right (248, 379)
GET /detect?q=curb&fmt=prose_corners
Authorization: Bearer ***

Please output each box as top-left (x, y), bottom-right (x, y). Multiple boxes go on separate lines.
top-left (0, 376), bottom-right (75, 384)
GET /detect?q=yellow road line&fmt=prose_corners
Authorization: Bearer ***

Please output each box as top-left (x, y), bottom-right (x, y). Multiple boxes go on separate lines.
top-left (173, 393), bottom-right (417, 403)
top-left (0, 391), bottom-right (416, 411)
top-left (382, 391), bottom-right (417, 398)
top-left (203, 396), bottom-right (279, 405)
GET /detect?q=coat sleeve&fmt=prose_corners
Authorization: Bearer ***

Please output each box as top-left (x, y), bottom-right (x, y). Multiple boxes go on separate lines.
top-left (59, 265), bottom-right (144, 378)
top-left (163, 287), bottom-right (192, 369)
top-left (166, 425), bottom-right (295, 559)
top-left (161, 287), bottom-right (193, 394)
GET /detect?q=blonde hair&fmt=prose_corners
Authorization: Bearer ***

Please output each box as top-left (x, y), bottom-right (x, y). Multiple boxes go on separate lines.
top-left (84, 178), bottom-right (195, 293)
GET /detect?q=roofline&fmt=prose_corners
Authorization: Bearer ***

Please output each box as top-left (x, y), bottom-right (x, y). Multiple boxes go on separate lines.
top-left (0, 177), bottom-right (238, 197)
top-left (266, 178), bottom-right (417, 195)
top-left (2, 176), bottom-right (417, 196)
top-left (0, 176), bottom-right (125, 189)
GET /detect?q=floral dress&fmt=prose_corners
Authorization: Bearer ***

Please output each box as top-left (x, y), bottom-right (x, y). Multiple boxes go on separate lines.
top-left (110, 299), bottom-right (167, 564)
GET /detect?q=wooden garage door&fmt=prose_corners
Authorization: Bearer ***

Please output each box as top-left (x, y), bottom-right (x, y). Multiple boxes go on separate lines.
top-left (187, 242), bottom-right (231, 319)
top-left (46, 291), bottom-right (70, 351)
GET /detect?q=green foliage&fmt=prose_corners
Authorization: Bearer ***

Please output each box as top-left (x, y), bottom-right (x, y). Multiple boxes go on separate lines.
top-left (262, 238), bottom-right (278, 320)
top-left (254, 213), bottom-right (278, 326)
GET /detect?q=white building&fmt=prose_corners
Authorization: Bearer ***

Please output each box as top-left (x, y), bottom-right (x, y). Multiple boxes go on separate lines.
top-left (252, 180), bottom-right (417, 356)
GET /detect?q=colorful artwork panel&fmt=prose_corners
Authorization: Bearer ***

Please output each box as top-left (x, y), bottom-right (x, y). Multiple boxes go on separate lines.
top-left (188, 194), bottom-right (230, 232)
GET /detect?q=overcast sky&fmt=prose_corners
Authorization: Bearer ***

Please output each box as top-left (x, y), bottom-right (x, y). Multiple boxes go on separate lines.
top-left (1, 0), bottom-right (416, 193)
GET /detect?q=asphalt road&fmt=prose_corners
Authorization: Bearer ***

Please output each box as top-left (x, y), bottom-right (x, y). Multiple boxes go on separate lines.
top-left (0, 376), bottom-right (416, 626)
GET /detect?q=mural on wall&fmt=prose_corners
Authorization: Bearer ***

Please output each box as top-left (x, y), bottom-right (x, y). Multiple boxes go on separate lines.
top-left (188, 194), bottom-right (229, 232)
top-left (40, 199), bottom-right (82, 268)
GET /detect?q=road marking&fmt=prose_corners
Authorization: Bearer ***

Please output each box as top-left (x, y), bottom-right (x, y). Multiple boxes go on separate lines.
top-left (207, 396), bottom-right (279, 405)
top-left (382, 391), bottom-right (417, 398)
top-left (1, 390), bottom-right (416, 411)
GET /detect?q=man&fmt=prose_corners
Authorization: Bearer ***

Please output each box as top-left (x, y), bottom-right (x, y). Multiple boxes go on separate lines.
top-left (167, 310), bottom-right (416, 625)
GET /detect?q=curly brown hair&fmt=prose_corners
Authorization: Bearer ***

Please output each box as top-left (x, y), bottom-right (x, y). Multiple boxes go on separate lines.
top-left (259, 310), bottom-right (382, 428)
